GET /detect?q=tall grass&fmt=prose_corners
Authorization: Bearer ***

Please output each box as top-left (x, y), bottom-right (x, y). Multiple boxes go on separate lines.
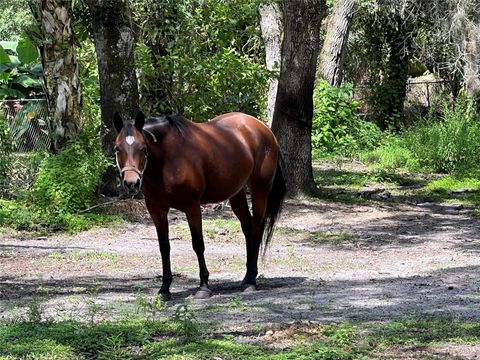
top-left (364, 97), bottom-right (480, 176)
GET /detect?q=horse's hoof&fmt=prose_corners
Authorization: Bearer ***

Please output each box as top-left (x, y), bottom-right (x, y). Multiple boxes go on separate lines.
top-left (242, 284), bottom-right (257, 293)
top-left (159, 291), bottom-right (172, 301)
top-left (194, 287), bottom-right (212, 299)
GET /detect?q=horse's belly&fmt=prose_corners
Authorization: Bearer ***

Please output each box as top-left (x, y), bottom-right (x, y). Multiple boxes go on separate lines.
top-left (200, 169), bottom-right (249, 204)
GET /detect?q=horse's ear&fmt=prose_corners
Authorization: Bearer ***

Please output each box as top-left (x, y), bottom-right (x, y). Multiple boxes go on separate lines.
top-left (135, 111), bottom-right (145, 131)
top-left (113, 112), bottom-right (123, 133)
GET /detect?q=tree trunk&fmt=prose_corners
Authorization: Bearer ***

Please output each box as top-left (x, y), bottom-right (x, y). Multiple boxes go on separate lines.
top-left (259, 2), bottom-right (283, 126)
top-left (465, 23), bottom-right (480, 112)
top-left (317, 0), bottom-right (356, 86)
top-left (31, 0), bottom-right (82, 151)
top-left (380, 14), bottom-right (413, 130)
top-left (86, 0), bottom-right (139, 196)
top-left (271, 0), bottom-right (326, 197)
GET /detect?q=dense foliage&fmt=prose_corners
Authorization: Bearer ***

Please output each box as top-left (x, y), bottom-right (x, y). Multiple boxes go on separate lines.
top-left (0, 36), bottom-right (42, 99)
top-left (133, 0), bottom-right (270, 121)
top-left (0, 0), bottom-right (33, 41)
top-left (312, 80), bottom-right (382, 157)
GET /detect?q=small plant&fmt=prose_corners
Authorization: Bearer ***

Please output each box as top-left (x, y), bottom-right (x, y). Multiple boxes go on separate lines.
top-left (25, 297), bottom-right (43, 323)
top-left (174, 302), bottom-right (199, 339)
top-left (98, 334), bottom-right (129, 360)
top-left (85, 283), bottom-right (103, 325)
top-left (135, 294), bottom-right (167, 320)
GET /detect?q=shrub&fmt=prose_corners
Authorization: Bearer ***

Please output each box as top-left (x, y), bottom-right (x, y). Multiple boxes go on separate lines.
top-left (312, 80), bottom-right (382, 158)
top-left (30, 129), bottom-right (108, 216)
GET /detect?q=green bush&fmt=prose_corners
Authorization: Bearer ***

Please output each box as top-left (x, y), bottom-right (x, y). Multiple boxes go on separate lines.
top-left (30, 130), bottom-right (108, 215)
top-left (312, 80), bottom-right (382, 157)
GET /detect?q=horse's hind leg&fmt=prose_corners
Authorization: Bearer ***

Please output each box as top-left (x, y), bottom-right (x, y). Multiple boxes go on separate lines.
top-left (229, 189), bottom-right (255, 288)
top-left (147, 206), bottom-right (173, 301)
top-left (242, 184), bottom-right (269, 291)
top-left (185, 205), bottom-right (212, 299)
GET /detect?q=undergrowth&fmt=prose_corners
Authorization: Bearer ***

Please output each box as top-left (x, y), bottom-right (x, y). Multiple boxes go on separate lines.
top-left (362, 96), bottom-right (480, 177)
top-left (0, 108), bottom-right (119, 233)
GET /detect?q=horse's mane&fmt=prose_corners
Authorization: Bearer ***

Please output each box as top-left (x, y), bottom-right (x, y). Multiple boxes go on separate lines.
top-left (145, 112), bottom-right (187, 135)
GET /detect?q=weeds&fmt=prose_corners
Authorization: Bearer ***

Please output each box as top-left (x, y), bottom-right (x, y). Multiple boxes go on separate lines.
top-left (174, 302), bottom-right (199, 339)
top-left (134, 294), bottom-right (166, 320)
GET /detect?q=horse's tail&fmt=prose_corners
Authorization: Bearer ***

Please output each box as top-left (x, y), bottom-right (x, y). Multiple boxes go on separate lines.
top-left (262, 154), bottom-right (287, 252)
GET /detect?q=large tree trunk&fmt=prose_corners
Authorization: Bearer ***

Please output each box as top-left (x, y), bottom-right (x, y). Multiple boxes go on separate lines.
top-left (317, 0), bottom-right (356, 86)
top-left (465, 23), bottom-right (480, 112)
top-left (31, 0), bottom-right (82, 151)
top-left (379, 13), bottom-right (413, 130)
top-left (86, 0), bottom-right (139, 196)
top-left (259, 2), bottom-right (283, 126)
top-left (271, 0), bottom-right (326, 197)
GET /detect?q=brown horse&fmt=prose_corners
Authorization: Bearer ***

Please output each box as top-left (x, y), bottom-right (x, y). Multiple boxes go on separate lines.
top-left (113, 111), bottom-right (286, 300)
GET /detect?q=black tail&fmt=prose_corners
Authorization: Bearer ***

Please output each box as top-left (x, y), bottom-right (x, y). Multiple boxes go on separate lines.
top-left (262, 155), bottom-right (287, 252)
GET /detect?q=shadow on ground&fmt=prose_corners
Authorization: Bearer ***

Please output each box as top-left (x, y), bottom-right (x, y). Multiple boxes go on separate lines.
top-left (1, 264), bottom-right (479, 326)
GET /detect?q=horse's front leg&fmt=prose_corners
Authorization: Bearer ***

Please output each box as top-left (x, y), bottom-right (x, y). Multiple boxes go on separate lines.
top-left (185, 205), bottom-right (211, 299)
top-left (148, 206), bottom-right (173, 301)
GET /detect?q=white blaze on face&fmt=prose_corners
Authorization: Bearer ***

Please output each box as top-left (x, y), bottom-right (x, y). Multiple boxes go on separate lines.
top-left (126, 136), bottom-right (135, 145)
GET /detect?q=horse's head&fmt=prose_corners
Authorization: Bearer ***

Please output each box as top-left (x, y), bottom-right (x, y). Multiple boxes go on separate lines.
top-left (113, 111), bottom-right (147, 195)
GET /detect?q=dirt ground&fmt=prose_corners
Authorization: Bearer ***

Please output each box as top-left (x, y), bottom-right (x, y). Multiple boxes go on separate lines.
top-left (1, 174), bottom-right (480, 358)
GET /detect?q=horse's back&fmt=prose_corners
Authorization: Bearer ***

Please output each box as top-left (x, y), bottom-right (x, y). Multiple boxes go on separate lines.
top-left (194, 112), bottom-right (278, 202)
top-left (206, 112), bottom-right (279, 181)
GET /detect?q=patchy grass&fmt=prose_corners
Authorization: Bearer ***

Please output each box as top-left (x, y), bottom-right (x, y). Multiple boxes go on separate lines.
top-left (314, 163), bottom-right (480, 206)
top-left (47, 250), bottom-right (119, 262)
top-left (305, 231), bottom-right (353, 245)
top-left (367, 316), bottom-right (480, 347)
top-left (203, 218), bottom-right (242, 240)
top-left (1, 298), bottom-right (480, 360)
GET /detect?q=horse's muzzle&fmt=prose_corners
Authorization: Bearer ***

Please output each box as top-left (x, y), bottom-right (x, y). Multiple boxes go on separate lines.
top-left (123, 177), bottom-right (141, 195)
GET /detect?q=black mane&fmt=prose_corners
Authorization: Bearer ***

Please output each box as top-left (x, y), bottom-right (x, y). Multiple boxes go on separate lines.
top-left (145, 113), bottom-right (187, 134)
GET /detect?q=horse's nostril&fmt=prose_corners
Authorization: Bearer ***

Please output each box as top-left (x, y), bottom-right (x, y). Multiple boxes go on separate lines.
top-left (123, 178), bottom-right (140, 192)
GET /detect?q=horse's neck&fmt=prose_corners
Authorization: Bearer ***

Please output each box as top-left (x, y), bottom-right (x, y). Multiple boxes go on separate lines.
top-left (145, 122), bottom-right (188, 161)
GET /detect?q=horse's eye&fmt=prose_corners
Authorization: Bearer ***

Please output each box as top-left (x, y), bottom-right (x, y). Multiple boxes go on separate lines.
top-left (114, 146), bottom-right (119, 152)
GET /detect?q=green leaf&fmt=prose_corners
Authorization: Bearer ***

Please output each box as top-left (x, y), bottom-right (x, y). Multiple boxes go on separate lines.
top-left (0, 41), bottom-right (18, 51)
top-left (12, 74), bottom-right (41, 88)
top-left (0, 87), bottom-right (26, 99)
top-left (0, 45), bottom-right (10, 64)
top-left (29, 63), bottom-right (43, 77)
top-left (16, 37), bottom-right (38, 64)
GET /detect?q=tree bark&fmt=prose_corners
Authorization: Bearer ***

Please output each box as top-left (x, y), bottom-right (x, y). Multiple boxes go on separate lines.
top-left (259, 2), bottom-right (283, 126)
top-left (317, 0), bottom-right (356, 86)
top-left (465, 23), bottom-right (480, 112)
top-left (86, 0), bottom-right (139, 196)
top-left (271, 0), bottom-right (326, 197)
top-left (380, 12), bottom-right (413, 130)
top-left (31, 0), bottom-right (82, 151)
